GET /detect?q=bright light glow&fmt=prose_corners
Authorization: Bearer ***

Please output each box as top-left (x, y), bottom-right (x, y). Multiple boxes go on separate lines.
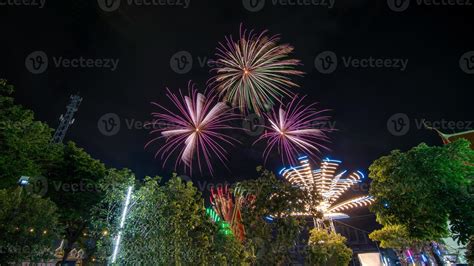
top-left (111, 186), bottom-right (133, 263)
top-left (281, 157), bottom-right (374, 221)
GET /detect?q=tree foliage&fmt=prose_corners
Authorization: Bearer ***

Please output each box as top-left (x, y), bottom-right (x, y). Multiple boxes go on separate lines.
top-left (369, 224), bottom-right (423, 250)
top-left (369, 140), bottom-right (474, 244)
top-left (235, 167), bottom-right (310, 265)
top-left (119, 175), bottom-right (246, 265)
top-left (45, 141), bottom-right (107, 262)
top-left (89, 168), bottom-right (137, 262)
top-left (0, 188), bottom-right (62, 264)
top-left (0, 79), bottom-right (60, 189)
top-left (306, 228), bottom-right (352, 266)
top-left (466, 236), bottom-right (474, 265)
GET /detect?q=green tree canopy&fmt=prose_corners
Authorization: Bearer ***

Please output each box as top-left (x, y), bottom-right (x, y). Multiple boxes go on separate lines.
top-left (235, 167), bottom-right (310, 265)
top-left (369, 224), bottom-right (423, 250)
top-left (306, 229), bottom-right (352, 266)
top-left (119, 175), bottom-right (246, 265)
top-left (89, 168), bottom-right (137, 263)
top-left (369, 140), bottom-right (474, 245)
top-left (0, 188), bottom-right (62, 264)
top-left (45, 141), bottom-right (107, 262)
top-left (0, 79), bottom-right (60, 189)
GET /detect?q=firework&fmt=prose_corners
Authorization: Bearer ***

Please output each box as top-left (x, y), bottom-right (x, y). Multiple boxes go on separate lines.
top-left (254, 95), bottom-right (331, 166)
top-left (209, 24), bottom-right (304, 116)
top-left (281, 156), bottom-right (374, 230)
top-left (145, 82), bottom-right (239, 175)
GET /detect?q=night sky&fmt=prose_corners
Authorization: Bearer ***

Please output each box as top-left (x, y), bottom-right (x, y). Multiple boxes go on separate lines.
top-left (1, 0), bottom-right (473, 206)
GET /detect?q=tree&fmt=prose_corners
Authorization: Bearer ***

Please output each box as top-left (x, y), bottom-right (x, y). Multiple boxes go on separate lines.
top-left (369, 140), bottom-right (474, 241)
top-left (119, 175), bottom-right (227, 265)
top-left (466, 235), bottom-right (474, 265)
top-left (369, 224), bottom-right (419, 250)
top-left (369, 140), bottom-right (474, 263)
top-left (306, 229), bottom-right (352, 266)
top-left (0, 79), bottom-right (60, 189)
top-left (209, 223), bottom-right (248, 265)
top-left (0, 188), bottom-right (62, 264)
top-left (45, 141), bottom-right (107, 263)
top-left (89, 168), bottom-right (137, 263)
top-left (235, 167), bottom-right (309, 265)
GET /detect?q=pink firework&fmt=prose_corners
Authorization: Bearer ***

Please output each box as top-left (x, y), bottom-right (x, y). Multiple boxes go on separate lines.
top-left (209, 24), bottom-right (304, 116)
top-left (254, 95), bottom-right (332, 165)
top-left (145, 82), bottom-right (239, 175)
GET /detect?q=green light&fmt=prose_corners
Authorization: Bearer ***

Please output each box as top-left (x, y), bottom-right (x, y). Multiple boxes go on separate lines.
top-left (205, 207), bottom-right (234, 236)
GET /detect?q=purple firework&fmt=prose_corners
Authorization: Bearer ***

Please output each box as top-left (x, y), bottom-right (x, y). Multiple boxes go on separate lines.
top-left (254, 95), bottom-right (332, 165)
top-left (145, 82), bottom-right (239, 175)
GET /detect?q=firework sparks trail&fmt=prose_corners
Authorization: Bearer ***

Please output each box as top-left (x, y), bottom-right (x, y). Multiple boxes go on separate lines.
top-left (209, 24), bottom-right (304, 116)
top-left (254, 95), bottom-right (332, 166)
top-left (145, 82), bottom-right (240, 175)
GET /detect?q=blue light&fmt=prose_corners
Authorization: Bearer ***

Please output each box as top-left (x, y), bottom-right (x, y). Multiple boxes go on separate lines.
top-left (278, 168), bottom-right (286, 175)
top-left (18, 176), bottom-right (30, 187)
top-left (264, 216), bottom-right (274, 222)
top-left (357, 171), bottom-right (365, 178)
top-left (323, 158), bottom-right (342, 163)
top-left (298, 155), bottom-right (308, 160)
top-left (421, 253), bottom-right (428, 263)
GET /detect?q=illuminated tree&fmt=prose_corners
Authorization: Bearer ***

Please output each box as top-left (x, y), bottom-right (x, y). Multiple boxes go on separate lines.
top-left (119, 175), bottom-right (246, 265)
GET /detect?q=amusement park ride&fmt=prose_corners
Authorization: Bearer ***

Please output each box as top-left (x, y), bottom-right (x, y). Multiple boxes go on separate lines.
top-left (280, 156), bottom-right (374, 231)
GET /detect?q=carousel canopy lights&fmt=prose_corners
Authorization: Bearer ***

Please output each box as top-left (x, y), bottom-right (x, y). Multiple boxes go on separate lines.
top-left (281, 157), bottom-right (374, 219)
